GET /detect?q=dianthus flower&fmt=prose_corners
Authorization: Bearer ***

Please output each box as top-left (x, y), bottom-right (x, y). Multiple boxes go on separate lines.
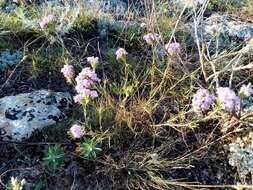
top-left (192, 89), bottom-right (216, 114)
top-left (217, 87), bottom-right (240, 112)
top-left (239, 83), bottom-right (253, 98)
top-left (40, 14), bottom-right (56, 29)
top-left (70, 124), bottom-right (82, 139)
top-left (61, 65), bottom-right (75, 78)
top-left (74, 67), bottom-right (100, 103)
top-left (74, 94), bottom-right (84, 103)
top-left (76, 67), bottom-right (100, 83)
top-left (115, 48), bottom-right (128, 60)
top-left (165, 42), bottom-right (181, 55)
top-left (75, 80), bottom-right (94, 93)
top-left (143, 33), bottom-right (161, 45)
top-left (87, 56), bottom-right (99, 70)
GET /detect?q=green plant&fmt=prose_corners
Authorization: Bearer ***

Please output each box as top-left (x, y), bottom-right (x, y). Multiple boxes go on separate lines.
top-left (80, 138), bottom-right (101, 160)
top-left (42, 145), bottom-right (65, 173)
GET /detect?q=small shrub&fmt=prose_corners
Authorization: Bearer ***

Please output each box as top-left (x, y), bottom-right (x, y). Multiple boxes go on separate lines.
top-left (42, 144), bottom-right (65, 174)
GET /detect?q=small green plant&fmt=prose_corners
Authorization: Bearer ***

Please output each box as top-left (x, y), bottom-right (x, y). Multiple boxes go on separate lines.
top-left (80, 138), bottom-right (101, 160)
top-left (42, 144), bottom-right (65, 173)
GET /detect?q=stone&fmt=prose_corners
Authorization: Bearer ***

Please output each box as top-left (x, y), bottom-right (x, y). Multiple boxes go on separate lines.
top-left (0, 50), bottom-right (23, 72)
top-left (0, 90), bottom-right (72, 141)
top-left (189, 14), bottom-right (253, 43)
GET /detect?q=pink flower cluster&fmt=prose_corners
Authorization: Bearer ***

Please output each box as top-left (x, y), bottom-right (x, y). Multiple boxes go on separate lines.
top-left (192, 87), bottom-right (242, 114)
top-left (165, 42), bottom-right (181, 55)
top-left (217, 87), bottom-right (240, 112)
top-left (61, 65), bottom-right (75, 79)
top-left (192, 89), bottom-right (216, 115)
top-left (115, 48), bottom-right (128, 60)
top-left (143, 33), bottom-right (161, 44)
top-left (70, 124), bottom-right (82, 139)
top-left (74, 67), bottom-right (100, 103)
top-left (40, 14), bottom-right (56, 29)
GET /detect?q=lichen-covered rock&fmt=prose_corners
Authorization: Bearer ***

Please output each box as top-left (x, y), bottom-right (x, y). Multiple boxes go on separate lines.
top-left (0, 90), bottom-right (72, 141)
top-left (189, 14), bottom-right (253, 43)
top-left (228, 132), bottom-right (253, 179)
top-left (0, 50), bottom-right (23, 72)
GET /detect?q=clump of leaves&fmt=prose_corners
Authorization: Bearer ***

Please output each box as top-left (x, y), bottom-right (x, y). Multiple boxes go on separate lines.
top-left (42, 144), bottom-right (65, 173)
top-left (80, 138), bottom-right (101, 160)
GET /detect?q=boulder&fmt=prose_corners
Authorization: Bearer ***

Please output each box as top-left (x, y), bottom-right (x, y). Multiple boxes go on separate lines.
top-left (188, 14), bottom-right (253, 43)
top-left (0, 90), bottom-right (72, 141)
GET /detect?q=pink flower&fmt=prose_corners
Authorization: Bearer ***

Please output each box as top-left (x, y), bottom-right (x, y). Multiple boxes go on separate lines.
top-left (115, 48), bottom-right (128, 60)
top-left (76, 67), bottom-right (100, 82)
top-left (75, 80), bottom-right (94, 92)
top-left (40, 14), bottom-right (56, 29)
top-left (89, 90), bottom-right (99, 98)
top-left (217, 87), bottom-right (240, 112)
top-left (165, 42), bottom-right (181, 55)
top-left (74, 67), bottom-right (100, 104)
top-left (61, 65), bottom-right (75, 79)
top-left (143, 33), bottom-right (161, 44)
top-left (80, 88), bottom-right (98, 99)
top-left (70, 124), bottom-right (82, 139)
top-left (74, 94), bottom-right (84, 103)
top-left (192, 89), bottom-right (216, 115)
top-left (87, 56), bottom-right (99, 66)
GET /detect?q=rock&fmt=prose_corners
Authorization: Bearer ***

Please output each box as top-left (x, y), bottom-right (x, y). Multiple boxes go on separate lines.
top-left (0, 50), bottom-right (23, 72)
top-left (189, 14), bottom-right (253, 43)
top-left (86, 0), bottom-right (128, 16)
top-left (0, 90), bottom-right (72, 141)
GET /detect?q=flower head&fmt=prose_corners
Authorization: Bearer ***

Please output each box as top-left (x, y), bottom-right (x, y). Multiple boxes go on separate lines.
top-left (74, 67), bottom-right (100, 104)
top-left (217, 87), bottom-right (240, 112)
top-left (74, 94), bottom-right (84, 103)
top-left (61, 65), bottom-right (75, 83)
top-left (165, 42), bottom-right (181, 55)
top-left (87, 56), bottom-right (99, 70)
top-left (76, 67), bottom-right (100, 83)
top-left (143, 33), bottom-right (161, 45)
top-left (192, 89), bottom-right (216, 115)
top-left (70, 124), bottom-right (82, 139)
top-left (116, 48), bottom-right (128, 60)
top-left (239, 83), bottom-right (253, 98)
top-left (40, 14), bottom-right (56, 29)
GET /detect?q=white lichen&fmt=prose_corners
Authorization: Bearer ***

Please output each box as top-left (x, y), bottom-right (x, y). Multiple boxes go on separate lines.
top-left (228, 132), bottom-right (253, 179)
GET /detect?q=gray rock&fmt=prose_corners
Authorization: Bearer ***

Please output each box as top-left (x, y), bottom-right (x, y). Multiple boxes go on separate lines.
top-left (190, 14), bottom-right (253, 42)
top-left (0, 50), bottom-right (23, 72)
top-left (0, 90), bottom-right (72, 141)
top-left (85, 0), bottom-right (128, 16)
